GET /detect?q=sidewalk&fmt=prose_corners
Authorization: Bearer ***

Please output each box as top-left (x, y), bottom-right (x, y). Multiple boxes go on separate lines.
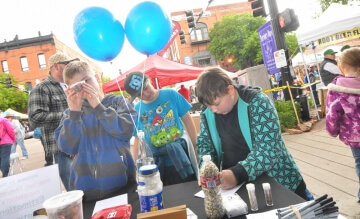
top-left (3, 118), bottom-right (360, 218)
top-left (283, 118), bottom-right (360, 219)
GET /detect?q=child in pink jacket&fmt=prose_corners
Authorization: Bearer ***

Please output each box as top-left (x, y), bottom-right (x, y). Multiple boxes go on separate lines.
top-left (0, 116), bottom-right (16, 177)
top-left (326, 47), bottom-right (360, 203)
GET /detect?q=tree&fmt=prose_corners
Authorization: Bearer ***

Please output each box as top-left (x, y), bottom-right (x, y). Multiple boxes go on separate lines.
top-left (0, 73), bottom-right (29, 112)
top-left (318, 0), bottom-right (359, 12)
top-left (101, 74), bottom-right (130, 99)
top-left (208, 13), bottom-right (266, 69)
top-left (285, 32), bottom-right (301, 57)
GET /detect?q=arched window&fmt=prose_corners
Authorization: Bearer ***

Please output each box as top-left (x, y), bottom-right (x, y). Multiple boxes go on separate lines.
top-left (190, 22), bottom-right (209, 44)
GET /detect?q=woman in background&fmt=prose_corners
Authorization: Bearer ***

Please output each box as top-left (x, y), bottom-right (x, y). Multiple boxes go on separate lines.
top-left (0, 115), bottom-right (16, 177)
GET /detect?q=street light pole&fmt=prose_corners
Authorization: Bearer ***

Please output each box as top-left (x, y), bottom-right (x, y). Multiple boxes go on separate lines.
top-left (267, 0), bottom-right (294, 101)
top-left (189, 0), bottom-right (214, 35)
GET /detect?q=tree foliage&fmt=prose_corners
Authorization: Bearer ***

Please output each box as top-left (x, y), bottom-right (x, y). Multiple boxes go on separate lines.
top-left (0, 73), bottom-right (29, 112)
top-left (101, 74), bottom-right (130, 99)
top-left (318, 0), bottom-right (360, 12)
top-left (285, 32), bottom-right (301, 57)
top-left (208, 13), bottom-right (266, 69)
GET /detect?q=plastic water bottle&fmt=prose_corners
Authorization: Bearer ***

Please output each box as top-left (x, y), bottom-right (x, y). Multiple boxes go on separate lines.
top-left (200, 155), bottom-right (225, 219)
top-left (9, 153), bottom-right (26, 175)
top-left (137, 164), bottom-right (164, 213)
top-left (136, 131), bottom-right (154, 179)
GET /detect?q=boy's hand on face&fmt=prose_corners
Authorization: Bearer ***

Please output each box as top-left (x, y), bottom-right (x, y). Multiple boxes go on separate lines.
top-left (65, 88), bottom-right (83, 111)
top-left (220, 169), bottom-right (238, 190)
top-left (82, 83), bottom-right (100, 108)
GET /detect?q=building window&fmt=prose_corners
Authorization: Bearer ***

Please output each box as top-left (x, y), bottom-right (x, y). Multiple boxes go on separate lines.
top-left (1, 60), bottom-right (9, 73)
top-left (192, 50), bottom-right (217, 67)
top-left (190, 23), bottom-right (209, 44)
top-left (38, 53), bottom-right (46, 69)
top-left (20, 56), bottom-right (29, 72)
top-left (26, 82), bottom-right (32, 91)
top-left (198, 58), bottom-right (211, 66)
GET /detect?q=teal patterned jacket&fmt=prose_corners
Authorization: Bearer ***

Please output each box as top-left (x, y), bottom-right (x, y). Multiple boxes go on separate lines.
top-left (196, 89), bottom-right (303, 192)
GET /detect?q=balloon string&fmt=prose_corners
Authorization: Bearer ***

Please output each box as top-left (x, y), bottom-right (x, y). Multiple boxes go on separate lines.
top-left (136, 55), bottom-right (148, 128)
top-left (114, 76), bottom-right (139, 134)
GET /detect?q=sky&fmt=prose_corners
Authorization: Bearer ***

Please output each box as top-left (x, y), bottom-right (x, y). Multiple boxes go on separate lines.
top-left (1, 0), bottom-right (321, 79)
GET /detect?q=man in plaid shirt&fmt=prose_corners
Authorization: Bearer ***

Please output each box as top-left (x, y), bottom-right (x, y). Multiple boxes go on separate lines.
top-left (28, 53), bottom-right (79, 191)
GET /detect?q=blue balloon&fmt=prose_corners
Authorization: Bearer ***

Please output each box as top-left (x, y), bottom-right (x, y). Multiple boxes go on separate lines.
top-left (125, 1), bottom-right (172, 56)
top-left (73, 7), bottom-right (125, 62)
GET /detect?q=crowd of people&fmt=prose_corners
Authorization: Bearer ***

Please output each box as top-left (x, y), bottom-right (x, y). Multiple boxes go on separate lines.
top-left (1, 45), bottom-right (359, 204)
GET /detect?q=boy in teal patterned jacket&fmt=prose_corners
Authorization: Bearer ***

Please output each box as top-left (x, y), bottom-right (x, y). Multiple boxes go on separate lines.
top-left (195, 67), bottom-right (312, 200)
top-left (55, 61), bottom-right (137, 201)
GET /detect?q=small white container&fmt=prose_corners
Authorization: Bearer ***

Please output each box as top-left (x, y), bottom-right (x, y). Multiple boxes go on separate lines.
top-left (262, 183), bottom-right (274, 206)
top-left (43, 190), bottom-right (84, 219)
top-left (246, 183), bottom-right (258, 211)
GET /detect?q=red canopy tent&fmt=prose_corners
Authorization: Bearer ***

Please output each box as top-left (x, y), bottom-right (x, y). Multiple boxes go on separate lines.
top-left (102, 55), bottom-right (204, 93)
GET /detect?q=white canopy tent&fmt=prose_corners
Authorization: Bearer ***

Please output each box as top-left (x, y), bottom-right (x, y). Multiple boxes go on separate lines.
top-left (4, 108), bottom-right (28, 120)
top-left (296, 3), bottom-right (360, 45)
top-left (174, 66), bottom-right (233, 90)
top-left (294, 3), bottom-right (360, 120)
top-left (292, 53), bottom-right (314, 67)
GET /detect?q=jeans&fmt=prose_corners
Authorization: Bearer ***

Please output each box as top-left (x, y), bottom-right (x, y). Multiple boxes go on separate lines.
top-left (54, 151), bottom-right (72, 191)
top-left (11, 138), bottom-right (29, 158)
top-left (0, 144), bottom-right (12, 177)
top-left (350, 147), bottom-right (360, 200)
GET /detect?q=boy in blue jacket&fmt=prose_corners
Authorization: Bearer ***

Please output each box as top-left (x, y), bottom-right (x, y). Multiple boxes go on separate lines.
top-left (55, 61), bottom-right (137, 201)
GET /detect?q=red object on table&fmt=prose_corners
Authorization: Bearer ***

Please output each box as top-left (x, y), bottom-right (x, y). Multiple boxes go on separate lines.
top-left (91, 204), bottom-right (132, 219)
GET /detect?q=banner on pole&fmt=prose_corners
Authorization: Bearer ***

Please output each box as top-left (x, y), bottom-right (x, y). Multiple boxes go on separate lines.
top-left (258, 21), bottom-right (281, 74)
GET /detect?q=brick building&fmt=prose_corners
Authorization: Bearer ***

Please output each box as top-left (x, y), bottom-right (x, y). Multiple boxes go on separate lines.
top-left (0, 33), bottom-right (101, 91)
top-left (171, 2), bottom-right (252, 71)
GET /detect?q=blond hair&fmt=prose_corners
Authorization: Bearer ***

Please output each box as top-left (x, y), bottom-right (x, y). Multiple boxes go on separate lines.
top-left (339, 47), bottom-right (360, 76)
top-left (63, 61), bottom-right (95, 85)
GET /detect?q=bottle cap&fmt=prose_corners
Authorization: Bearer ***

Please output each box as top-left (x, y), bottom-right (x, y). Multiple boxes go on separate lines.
top-left (203, 155), bottom-right (211, 162)
top-left (10, 153), bottom-right (19, 160)
top-left (139, 164), bottom-right (158, 175)
top-left (246, 183), bottom-right (255, 190)
top-left (137, 130), bottom-right (144, 138)
top-left (262, 183), bottom-right (270, 190)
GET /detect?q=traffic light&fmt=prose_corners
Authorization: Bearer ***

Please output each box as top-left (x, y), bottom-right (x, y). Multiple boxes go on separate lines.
top-left (5, 78), bottom-right (12, 88)
top-left (185, 10), bottom-right (195, 29)
top-left (278, 9), bottom-right (299, 32)
top-left (248, 0), bottom-right (266, 17)
top-left (179, 30), bottom-right (186, 44)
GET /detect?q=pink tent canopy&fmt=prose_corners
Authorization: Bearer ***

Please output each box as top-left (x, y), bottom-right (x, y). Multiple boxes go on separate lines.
top-left (102, 55), bottom-right (204, 93)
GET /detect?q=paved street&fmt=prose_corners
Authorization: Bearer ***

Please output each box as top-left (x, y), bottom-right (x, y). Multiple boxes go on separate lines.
top-left (2, 118), bottom-right (360, 218)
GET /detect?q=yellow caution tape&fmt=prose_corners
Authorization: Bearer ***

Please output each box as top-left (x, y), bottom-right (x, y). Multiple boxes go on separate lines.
top-left (262, 80), bottom-right (321, 93)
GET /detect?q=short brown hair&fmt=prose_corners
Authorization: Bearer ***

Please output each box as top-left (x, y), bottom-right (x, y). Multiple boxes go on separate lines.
top-left (63, 61), bottom-right (94, 85)
top-left (339, 47), bottom-right (360, 76)
top-left (196, 67), bottom-right (233, 106)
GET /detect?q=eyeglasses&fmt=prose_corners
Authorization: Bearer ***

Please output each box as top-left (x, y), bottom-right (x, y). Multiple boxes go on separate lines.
top-left (57, 58), bottom-right (80, 65)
